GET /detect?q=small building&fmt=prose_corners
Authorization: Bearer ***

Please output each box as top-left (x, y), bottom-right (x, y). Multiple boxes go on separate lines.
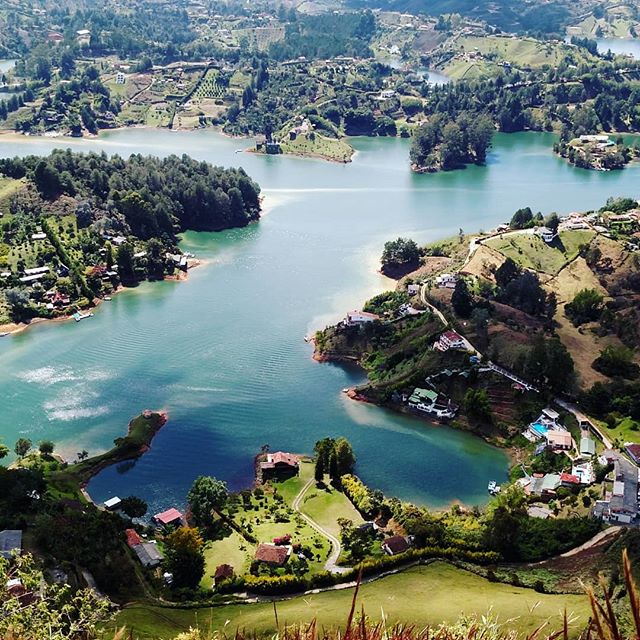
top-left (153, 508), bottom-right (184, 527)
top-left (260, 451), bottom-right (299, 478)
top-left (345, 310), bottom-right (380, 326)
top-left (560, 472), bottom-right (580, 487)
top-left (528, 506), bottom-right (553, 519)
top-left (76, 29), bottom-right (91, 46)
top-left (0, 530), bottom-right (22, 559)
top-left (132, 542), bottom-right (163, 568)
top-left (31, 232), bottom-right (47, 241)
top-left (435, 273), bottom-right (457, 289)
top-left (104, 496), bottom-right (122, 510)
top-left (408, 387), bottom-right (457, 419)
top-left (535, 227), bottom-right (557, 244)
top-left (115, 72), bottom-right (126, 85)
top-left (580, 437), bottom-right (596, 458)
top-left (254, 542), bottom-right (291, 566)
top-left (382, 535), bottom-right (411, 556)
top-left (407, 284), bottom-right (420, 296)
top-left (545, 430), bottom-right (572, 451)
top-left (214, 564), bottom-right (234, 585)
top-left (48, 31), bottom-right (64, 44)
top-left (438, 330), bottom-right (466, 351)
top-left (125, 528), bottom-right (142, 548)
top-left (625, 443), bottom-right (640, 465)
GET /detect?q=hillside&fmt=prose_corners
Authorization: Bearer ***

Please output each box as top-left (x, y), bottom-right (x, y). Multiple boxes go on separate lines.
top-left (0, 150), bottom-right (261, 328)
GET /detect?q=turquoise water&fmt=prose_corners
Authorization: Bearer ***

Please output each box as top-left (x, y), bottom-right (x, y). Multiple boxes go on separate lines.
top-left (0, 129), bottom-right (639, 513)
top-left (597, 38), bottom-right (640, 59)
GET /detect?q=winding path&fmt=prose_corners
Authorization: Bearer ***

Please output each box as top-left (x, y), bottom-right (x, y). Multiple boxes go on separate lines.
top-left (291, 478), bottom-right (351, 574)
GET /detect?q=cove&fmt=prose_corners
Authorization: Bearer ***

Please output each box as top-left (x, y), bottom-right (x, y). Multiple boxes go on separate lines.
top-left (1, 129), bottom-right (639, 513)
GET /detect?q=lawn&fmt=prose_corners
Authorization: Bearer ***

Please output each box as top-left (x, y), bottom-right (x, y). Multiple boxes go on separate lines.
top-left (279, 134), bottom-right (353, 163)
top-left (200, 530), bottom-right (251, 589)
top-left (299, 481), bottom-right (364, 538)
top-left (606, 416), bottom-right (640, 446)
top-left (108, 562), bottom-right (592, 639)
top-left (484, 230), bottom-right (595, 276)
top-left (0, 176), bottom-right (24, 201)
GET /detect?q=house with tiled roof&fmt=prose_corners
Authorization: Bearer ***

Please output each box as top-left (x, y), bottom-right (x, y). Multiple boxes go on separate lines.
top-left (254, 543), bottom-right (291, 566)
top-left (382, 535), bottom-right (411, 556)
top-left (260, 452), bottom-right (299, 479)
top-left (153, 508), bottom-right (183, 527)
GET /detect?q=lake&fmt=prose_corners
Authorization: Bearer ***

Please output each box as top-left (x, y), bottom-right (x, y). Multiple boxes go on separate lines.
top-left (0, 129), bottom-right (638, 513)
top-left (597, 38), bottom-right (640, 59)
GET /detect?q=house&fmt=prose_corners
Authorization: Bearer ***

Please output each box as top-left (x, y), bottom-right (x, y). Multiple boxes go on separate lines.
top-left (580, 437), bottom-right (596, 458)
top-left (408, 387), bottom-right (458, 419)
top-left (572, 461), bottom-right (595, 485)
top-left (545, 430), bottom-right (572, 451)
top-left (407, 284), bottom-right (420, 296)
top-left (115, 72), bottom-right (126, 85)
top-left (76, 29), bottom-right (91, 45)
top-left (435, 273), bottom-right (457, 289)
top-left (214, 564), bottom-right (234, 585)
top-left (527, 473), bottom-right (561, 498)
top-left (535, 227), bottom-right (557, 243)
top-left (378, 89), bottom-right (396, 100)
top-left (132, 542), bottom-right (164, 568)
top-left (260, 451), bottom-right (299, 478)
top-left (560, 473), bottom-right (580, 487)
top-left (0, 530), bottom-right (22, 559)
top-left (153, 508), bottom-right (184, 527)
top-left (48, 31), bottom-right (64, 44)
top-left (526, 408), bottom-right (561, 441)
top-left (125, 529), bottom-right (142, 548)
top-left (31, 232), bottom-right (47, 240)
top-left (438, 330), bottom-right (466, 351)
top-left (345, 310), bottom-right (380, 326)
top-left (594, 453), bottom-right (638, 523)
top-left (104, 496), bottom-right (121, 510)
top-left (625, 443), bottom-right (640, 465)
top-left (528, 506), bottom-right (553, 519)
top-left (382, 535), bottom-right (411, 556)
top-left (254, 542), bottom-right (291, 566)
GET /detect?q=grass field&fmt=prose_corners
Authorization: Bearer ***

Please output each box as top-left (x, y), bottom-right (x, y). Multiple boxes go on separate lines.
top-left (484, 230), bottom-right (595, 276)
top-left (606, 416), bottom-right (640, 446)
top-left (108, 562), bottom-right (591, 639)
top-left (200, 530), bottom-right (250, 589)
top-left (280, 133), bottom-right (354, 163)
top-left (299, 480), bottom-right (364, 538)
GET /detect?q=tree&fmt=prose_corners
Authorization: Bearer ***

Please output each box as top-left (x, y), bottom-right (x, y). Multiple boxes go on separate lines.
top-left (334, 437), bottom-right (356, 477)
top-left (164, 527), bottom-right (205, 589)
top-left (314, 456), bottom-right (324, 484)
top-left (509, 207), bottom-right (534, 229)
top-left (0, 552), bottom-right (110, 639)
top-left (14, 438), bottom-right (31, 458)
top-left (0, 443), bottom-right (8, 460)
top-left (120, 495), bottom-right (148, 518)
top-left (5, 287), bottom-right (32, 323)
top-left (545, 212), bottom-right (560, 234)
top-left (463, 389), bottom-right (492, 421)
top-left (116, 243), bottom-right (136, 283)
top-left (337, 518), bottom-right (373, 561)
top-left (187, 475), bottom-right (228, 531)
top-left (593, 346), bottom-right (640, 379)
top-left (565, 288), bottom-right (603, 326)
top-left (38, 440), bottom-right (54, 456)
top-left (495, 257), bottom-right (520, 288)
top-left (484, 484), bottom-right (527, 560)
top-left (381, 238), bottom-right (420, 270)
top-left (452, 279), bottom-right (473, 318)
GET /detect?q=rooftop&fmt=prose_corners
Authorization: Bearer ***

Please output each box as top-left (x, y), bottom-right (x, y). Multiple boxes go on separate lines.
top-left (154, 508), bottom-right (183, 525)
top-left (255, 543), bottom-right (290, 565)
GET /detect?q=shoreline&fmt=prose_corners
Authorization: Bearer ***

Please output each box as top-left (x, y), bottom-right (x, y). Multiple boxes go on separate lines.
top-left (0, 260), bottom-right (204, 338)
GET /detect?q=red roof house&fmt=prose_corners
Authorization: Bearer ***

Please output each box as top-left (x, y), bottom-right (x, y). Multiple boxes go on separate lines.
top-left (260, 452), bottom-right (299, 478)
top-left (254, 543), bottom-right (291, 566)
top-left (153, 508), bottom-right (183, 527)
top-left (382, 535), bottom-right (411, 556)
top-left (560, 473), bottom-right (580, 486)
top-left (625, 444), bottom-right (640, 465)
top-left (125, 528), bottom-right (142, 548)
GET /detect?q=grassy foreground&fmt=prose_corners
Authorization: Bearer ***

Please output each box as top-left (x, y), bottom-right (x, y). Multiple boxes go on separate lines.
top-left (106, 562), bottom-right (591, 639)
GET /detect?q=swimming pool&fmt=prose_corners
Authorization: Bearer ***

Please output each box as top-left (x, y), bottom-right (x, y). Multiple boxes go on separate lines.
top-left (531, 422), bottom-right (549, 436)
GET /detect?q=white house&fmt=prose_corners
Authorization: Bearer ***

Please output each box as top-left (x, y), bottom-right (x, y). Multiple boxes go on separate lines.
top-left (345, 310), bottom-right (379, 325)
top-left (104, 496), bottom-right (121, 510)
top-left (435, 273), bottom-right (457, 289)
top-left (76, 29), bottom-right (91, 46)
top-left (535, 227), bottom-right (557, 243)
top-left (115, 72), bottom-right (126, 85)
top-left (407, 284), bottom-right (420, 296)
top-left (31, 232), bottom-right (47, 240)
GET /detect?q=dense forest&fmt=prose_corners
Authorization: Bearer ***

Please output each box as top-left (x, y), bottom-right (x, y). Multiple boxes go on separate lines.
top-left (0, 151), bottom-right (261, 238)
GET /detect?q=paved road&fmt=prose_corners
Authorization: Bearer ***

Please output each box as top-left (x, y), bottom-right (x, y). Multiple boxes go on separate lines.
top-left (291, 478), bottom-right (351, 574)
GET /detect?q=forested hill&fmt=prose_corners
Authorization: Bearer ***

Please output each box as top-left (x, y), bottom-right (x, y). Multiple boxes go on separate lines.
top-left (0, 151), bottom-right (261, 238)
top-left (346, 0), bottom-right (573, 34)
